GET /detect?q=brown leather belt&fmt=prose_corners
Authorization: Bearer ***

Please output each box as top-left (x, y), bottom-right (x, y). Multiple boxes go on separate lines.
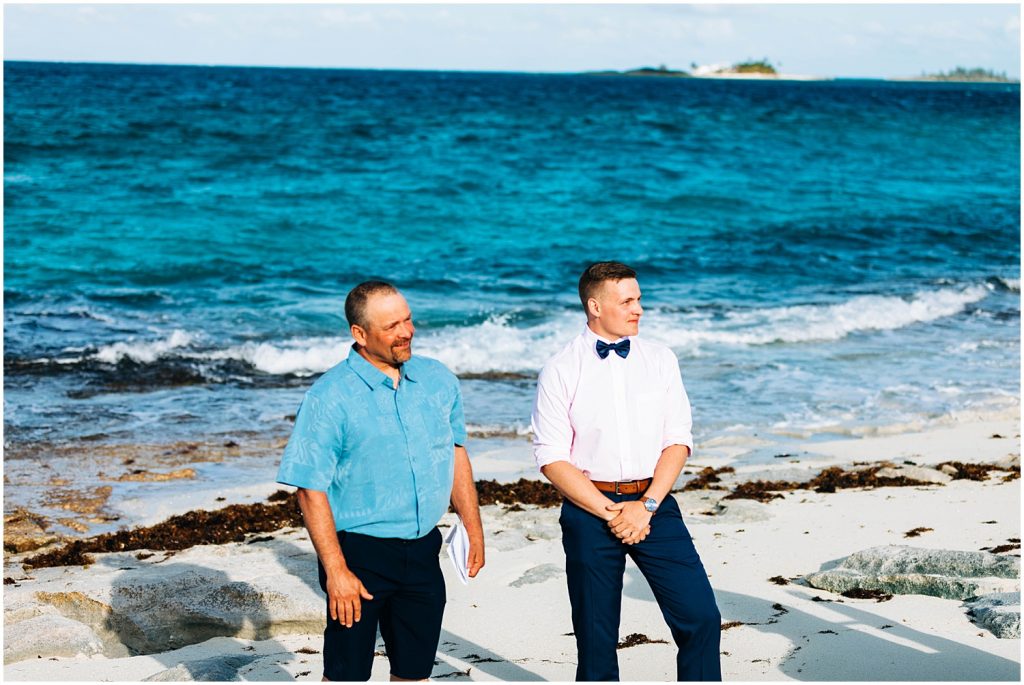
top-left (591, 478), bottom-right (652, 495)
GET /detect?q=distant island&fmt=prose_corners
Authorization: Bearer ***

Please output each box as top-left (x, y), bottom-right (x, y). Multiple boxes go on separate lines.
top-left (904, 67), bottom-right (1017, 83)
top-left (718, 59), bottom-right (777, 75)
top-left (585, 64), bottom-right (691, 78)
top-left (587, 59), bottom-right (827, 81)
top-left (586, 61), bottom-right (1017, 84)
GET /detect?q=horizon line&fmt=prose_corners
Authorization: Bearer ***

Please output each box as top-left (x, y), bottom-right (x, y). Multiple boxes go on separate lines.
top-left (5, 59), bottom-right (1021, 83)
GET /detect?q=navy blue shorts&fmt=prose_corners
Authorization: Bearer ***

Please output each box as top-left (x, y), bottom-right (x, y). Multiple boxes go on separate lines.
top-left (317, 527), bottom-right (445, 681)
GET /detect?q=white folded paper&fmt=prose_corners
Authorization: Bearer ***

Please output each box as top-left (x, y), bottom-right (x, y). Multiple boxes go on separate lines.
top-left (445, 516), bottom-right (470, 585)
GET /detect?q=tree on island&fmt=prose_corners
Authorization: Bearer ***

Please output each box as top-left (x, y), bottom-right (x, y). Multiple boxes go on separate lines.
top-left (731, 58), bottom-right (777, 75)
top-left (623, 64), bottom-right (690, 77)
top-left (920, 66), bottom-right (1015, 83)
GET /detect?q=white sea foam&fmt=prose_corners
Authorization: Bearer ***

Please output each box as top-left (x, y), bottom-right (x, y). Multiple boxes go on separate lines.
top-left (414, 313), bottom-right (577, 375)
top-left (92, 329), bottom-right (195, 364)
top-left (466, 422), bottom-right (533, 438)
top-left (642, 285), bottom-right (991, 349)
top-left (81, 284), bottom-right (992, 377)
top-left (995, 277), bottom-right (1021, 293)
top-left (208, 338), bottom-right (350, 376)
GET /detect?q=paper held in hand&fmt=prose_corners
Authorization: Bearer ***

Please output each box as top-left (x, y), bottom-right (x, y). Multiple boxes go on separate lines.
top-left (445, 516), bottom-right (470, 585)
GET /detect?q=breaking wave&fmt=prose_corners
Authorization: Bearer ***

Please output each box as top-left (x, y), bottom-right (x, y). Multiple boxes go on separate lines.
top-left (7, 284), bottom-right (996, 380)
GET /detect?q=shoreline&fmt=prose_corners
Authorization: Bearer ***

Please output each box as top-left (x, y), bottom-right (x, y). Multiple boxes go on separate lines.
top-left (4, 415), bottom-right (1020, 680)
top-left (4, 408), bottom-right (1019, 552)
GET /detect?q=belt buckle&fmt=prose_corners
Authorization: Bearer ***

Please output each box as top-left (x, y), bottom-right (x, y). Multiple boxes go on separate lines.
top-left (615, 480), bottom-right (630, 495)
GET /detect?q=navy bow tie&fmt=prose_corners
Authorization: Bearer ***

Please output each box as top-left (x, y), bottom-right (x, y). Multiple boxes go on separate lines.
top-left (596, 339), bottom-right (630, 359)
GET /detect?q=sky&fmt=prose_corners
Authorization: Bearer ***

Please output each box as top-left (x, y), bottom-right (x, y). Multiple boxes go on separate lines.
top-left (3, 3), bottom-right (1021, 79)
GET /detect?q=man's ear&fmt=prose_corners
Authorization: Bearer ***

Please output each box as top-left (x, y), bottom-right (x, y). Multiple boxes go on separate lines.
top-left (587, 297), bottom-right (601, 319)
top-left (351, 324), bottom-right (367, 346)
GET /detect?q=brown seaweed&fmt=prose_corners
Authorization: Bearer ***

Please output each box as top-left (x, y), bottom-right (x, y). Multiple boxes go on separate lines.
top-left (937, 461), bottom-right (1006, 481)
top-left (679, 466), bottom-right (736, 492)
top-left (24, 492), bottom-right (303, 569)
top-left (474, 478), bottom-right (561, 507)
top-left (841, 588), bottom-right (893, 602)
top-left (617, 633), bottom-right (669, 649)
top-left (724, 463), bottom-right (935, 502)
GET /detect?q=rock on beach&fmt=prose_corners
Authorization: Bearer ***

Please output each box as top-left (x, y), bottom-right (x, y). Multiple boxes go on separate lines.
top-left (804, 545), bottom-right (1021, 637)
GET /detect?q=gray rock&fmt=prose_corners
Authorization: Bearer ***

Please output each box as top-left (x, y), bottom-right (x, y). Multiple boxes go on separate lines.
top-left (12, 537), bottom-right (327, 658)
top-left (103, 569), bottom-right (324, 654)
top-left (965, 592), bottom-right (1021, 639)
top-left (874, 465), bottom-right (952, 484)
top-left (4, 615), bottom-right (105, 664)
top-left (804, 546), bottom-right (1019, 601)
top-left (510, 563), bottom-right (564, 588)
top-left (827, 545), bottom-right (1017, 578)
top-left (142, 654), bottom-right (258, 681)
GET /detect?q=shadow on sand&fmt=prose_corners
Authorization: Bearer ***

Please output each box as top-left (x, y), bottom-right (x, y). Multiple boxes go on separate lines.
top-left (99, 552), bottom-right (297, 680)
top-left (278, 537), bottom-right (547, 681)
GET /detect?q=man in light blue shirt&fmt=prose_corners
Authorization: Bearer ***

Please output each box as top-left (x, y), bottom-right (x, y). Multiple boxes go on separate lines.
top-left (277, 280), bottom-right (485, 682)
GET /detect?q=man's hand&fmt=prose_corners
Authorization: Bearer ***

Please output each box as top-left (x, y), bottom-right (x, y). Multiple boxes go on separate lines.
top-left (325, 566), bottom-right (374, 628)
top-left (606, 501), bottom-right (653, 545)
top-left (451, 445), bottom-right (486, 578)
top-left (467, 534), bottom-right (486, 578)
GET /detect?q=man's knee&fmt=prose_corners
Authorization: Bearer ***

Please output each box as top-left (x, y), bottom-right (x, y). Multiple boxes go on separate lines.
top-left (700, 603), bottom-right (722, 633)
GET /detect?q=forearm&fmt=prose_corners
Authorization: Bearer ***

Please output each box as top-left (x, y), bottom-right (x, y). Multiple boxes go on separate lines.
top-left (540, 460), bottom-right (614, 519)
top-left (643, 444), bottom-right (690, 503)
top-left (450, 445), bottom-right (483, 540)
top-left (296, 488), bottom-right (347, 574)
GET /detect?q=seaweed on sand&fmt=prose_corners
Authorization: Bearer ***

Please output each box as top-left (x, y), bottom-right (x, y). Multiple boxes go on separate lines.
top-left (24, 492), bottom-right (303, 569)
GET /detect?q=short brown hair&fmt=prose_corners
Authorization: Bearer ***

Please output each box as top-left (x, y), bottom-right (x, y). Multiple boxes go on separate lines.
top-left (345, 280), bottom-right (399, 329)
top-left (578, 261), bottom-right (637, 310)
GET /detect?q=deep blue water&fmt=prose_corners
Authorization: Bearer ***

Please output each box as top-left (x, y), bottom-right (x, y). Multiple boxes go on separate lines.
top-left (4, 61), bottom-right (1020, 466)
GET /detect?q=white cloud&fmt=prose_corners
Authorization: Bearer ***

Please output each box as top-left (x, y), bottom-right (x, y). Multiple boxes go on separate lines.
top-left (564, 24), bottom-right (620, 46)
top-left (862, 20), bottom-right (888, 36)
top-left (696, 18), bottom-right (735, 41)
top-left (319, 8), bottom-right (378, 28)
top-left (1006, 14), bottom-right (1021, 37)
top-left (176, 11), bottom-right (217, 29)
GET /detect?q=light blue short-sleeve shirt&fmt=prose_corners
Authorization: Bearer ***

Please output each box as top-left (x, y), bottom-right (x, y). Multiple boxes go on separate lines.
top-left (276, 345), bottom-right (467, 539)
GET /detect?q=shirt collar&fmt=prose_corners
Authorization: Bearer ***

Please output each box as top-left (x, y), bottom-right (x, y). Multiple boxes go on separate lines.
top-left (346, 344), bottom-right (417, 390)
top-left (582, 324), bottom-right (630, 346)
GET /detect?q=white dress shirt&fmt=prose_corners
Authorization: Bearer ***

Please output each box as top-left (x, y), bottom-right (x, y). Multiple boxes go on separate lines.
top-left (531, 325), bottom-right (694, 481)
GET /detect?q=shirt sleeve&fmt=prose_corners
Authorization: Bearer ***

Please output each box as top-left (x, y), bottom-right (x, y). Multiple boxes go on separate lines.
top-left (276, 390), bottom-right (344, 491)
top-left (662, 351), bottom-right (694, 454)
top-left (449, 379), bottom-right (468, 446)
top-left (531, 363), bottom-right (573, 471)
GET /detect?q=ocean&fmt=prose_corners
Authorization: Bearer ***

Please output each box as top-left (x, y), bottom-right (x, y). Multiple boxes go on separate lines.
top-left (4, 62), bottom-right (1020, 528)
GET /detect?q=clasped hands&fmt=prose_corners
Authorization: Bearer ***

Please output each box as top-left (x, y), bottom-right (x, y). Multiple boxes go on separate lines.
top-left (604, 500), bottom-right (652, 545)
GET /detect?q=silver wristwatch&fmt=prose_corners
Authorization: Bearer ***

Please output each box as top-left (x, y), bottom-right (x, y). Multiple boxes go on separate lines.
top-left (642, 497), bottom-right (659, 513)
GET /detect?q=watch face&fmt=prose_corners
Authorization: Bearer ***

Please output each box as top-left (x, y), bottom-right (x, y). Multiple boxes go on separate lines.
top-left (644, 498), bottom-right (658, 512)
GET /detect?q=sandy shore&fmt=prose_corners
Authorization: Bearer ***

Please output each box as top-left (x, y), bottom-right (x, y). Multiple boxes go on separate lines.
top-left (4, 416), bottom-right (1020, 681)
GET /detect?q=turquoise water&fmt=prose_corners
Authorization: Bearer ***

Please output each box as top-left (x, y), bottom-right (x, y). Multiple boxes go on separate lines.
top-left (4, 62), bottom-right (1020, 467)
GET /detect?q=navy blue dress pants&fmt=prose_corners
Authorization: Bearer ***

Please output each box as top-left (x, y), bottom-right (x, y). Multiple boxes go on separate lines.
top-left (560, 491), bottom-right (722, 681)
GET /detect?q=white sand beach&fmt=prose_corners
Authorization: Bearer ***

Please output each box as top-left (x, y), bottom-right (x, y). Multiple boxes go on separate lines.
top-left (4, 416), bottom-right (1020, 681)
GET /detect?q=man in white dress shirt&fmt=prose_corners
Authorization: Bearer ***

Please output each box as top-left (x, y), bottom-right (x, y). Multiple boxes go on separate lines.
top-left (531, 261), bottom-right (721, 681)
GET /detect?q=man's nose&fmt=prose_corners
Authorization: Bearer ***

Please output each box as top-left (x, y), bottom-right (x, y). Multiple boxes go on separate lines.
top-left (402, 320), bottom-right (415, 337)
